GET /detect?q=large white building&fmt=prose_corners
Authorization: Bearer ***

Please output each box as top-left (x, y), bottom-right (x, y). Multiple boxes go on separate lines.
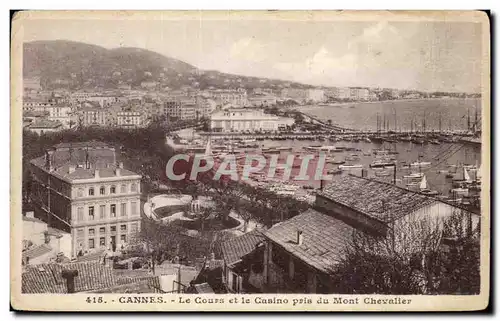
top-left (117, 111), bottom-right (145, 128)
top-left (307, 89), bottom-right (326, 102)
top-left (29, 142), bottom-right (142, 257)
top-left (350, 88), bottom-right (370, 101)
top-left (210, 108), bottom-right (295, 132)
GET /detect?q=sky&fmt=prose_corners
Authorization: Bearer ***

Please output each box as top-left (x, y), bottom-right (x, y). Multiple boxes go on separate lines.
top-left (21, 16), bottom-right (484, 93)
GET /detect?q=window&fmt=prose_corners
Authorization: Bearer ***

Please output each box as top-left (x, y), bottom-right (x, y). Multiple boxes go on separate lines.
top-left (131, 183), bottom-right (137, 192)
top-left (120, 184), bottom-right (126, 193)
top-left (99, 205), bottom-right (105, 219)
top-left (99, 237), bottom-right (106, 247)
top-left (131, 202), bottom-right (137, 215)
top-left (77, 228), bottom-right (84, 238)
top-left (99, 186), bottom-right (105, 195)
top-left (88, 187), bottom-right (94, 196)
top-left (110, 204), bottom-right (116, 217)
top-left (131, 222), bottom-right (138, 233)
top-left (89, 238), bottom-right (95, 249)
top-left (88, 228), bottom-right (95, 236)
top-left (120, 235), bottom-right (126, 243)
top-left (111, 226), bottom-right (116, 232)
top-left (120, 224), bottom-right (127, 232)
top-left (77, 207), bottom-right (84, 221)
top-left (99, 227), bottom-right (105, 234)
top-left (120, 203), bottom-right (127, 217)
top-left (88, 206), bottom-right (95, 220)
top-left (110, 186), bottom-right (116, 194)
top-left (77, 188), bottom-right (84, 197)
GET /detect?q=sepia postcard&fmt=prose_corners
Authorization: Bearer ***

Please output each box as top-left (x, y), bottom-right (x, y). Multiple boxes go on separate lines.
top-left (10, 10), bottom-right (490, 312)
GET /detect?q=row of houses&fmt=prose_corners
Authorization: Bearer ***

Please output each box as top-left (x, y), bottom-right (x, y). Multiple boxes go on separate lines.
top-left (218, 175), bottom-right (480, 293)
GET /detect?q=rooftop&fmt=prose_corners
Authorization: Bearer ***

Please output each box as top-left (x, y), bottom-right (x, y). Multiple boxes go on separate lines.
top-left (220, 229), bottom-right (265, 267)
top-left (318, 175), bottom-right (438, 223)
top-left (22, 261), bottom-right (116, 293)
top-left (30, 142), bottom-right (140, 181)
top-left (28, 119), bottom-right (63, 129)
top-left (264, 208), bottom-right (355, 274)
top-left (22, 244), bottom-right (53, 261)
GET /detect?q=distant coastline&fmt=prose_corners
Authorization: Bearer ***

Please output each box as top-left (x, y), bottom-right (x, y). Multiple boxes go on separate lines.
top-left (292, 97), bottom-right (481, 110)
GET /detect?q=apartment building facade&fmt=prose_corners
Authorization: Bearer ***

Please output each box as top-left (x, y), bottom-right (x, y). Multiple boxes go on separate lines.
top-left (29, 142), bottom-right (142, 257)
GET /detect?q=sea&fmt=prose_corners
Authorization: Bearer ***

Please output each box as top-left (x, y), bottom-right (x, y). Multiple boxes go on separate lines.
top-left (262, 98), bottom-right (482, 196)
top-left (295, 98), bottom-right (482, 132)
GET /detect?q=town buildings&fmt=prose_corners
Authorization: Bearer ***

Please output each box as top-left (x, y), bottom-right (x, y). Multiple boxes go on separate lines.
top-left (24, 77), bottom-right (42, 92)
top-left (27, 119), bottom-right (64, 134)
top-left (29, 141), bottom-right (142, 258)
top-left (210, 108), bottom-right (295, 132)
top-left (219, 175), bottom-right (480, 294)
top-left (117, 111), bottom-right (146, 128)
top-left (207, 89), bottom-right (248, 107)
top-left (247, 94), bottom-right (277, 107)
top-left (22, 211), bottom-right (72, 265)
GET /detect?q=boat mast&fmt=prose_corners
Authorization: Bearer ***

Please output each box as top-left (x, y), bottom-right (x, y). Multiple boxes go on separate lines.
top-left (394, 110), bottom-right (397, 134)
top-left (467, 109), bottom-right (471, 132)
top-left (439, 113), bottom-right (442, 132)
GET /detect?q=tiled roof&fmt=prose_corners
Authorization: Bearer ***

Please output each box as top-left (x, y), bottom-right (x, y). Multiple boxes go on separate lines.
top-left (53, 141), bottom-right (110, 150)
top-left (220, 229), bottom-right (265, 266)
top-left (74, 249), bottom-right (107, 263)
top-left (30, 144), bottom-right (140, 181)
top-left (113, 275), bottom-right (162, 293)
top-left (91, 277), bottom-right (161, 293)
top-left (47, 227), bottom-right (68, 237)
top-left (318, 175), bottom-right (437, 223)
top-left (264, 208), bottom-right (355, 274)
top-left (22, 215), bottom-right (46, 224)
top-left (29, 119), bottom-right (62, 129)
top-left (22, 261), bottom-right (116, 293)
top-left (194, 282), bottom-right (215, 293)
top-left (22, 244), bottom-right (53, 261)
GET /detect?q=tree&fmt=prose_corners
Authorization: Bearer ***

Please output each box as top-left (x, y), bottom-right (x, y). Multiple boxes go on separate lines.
top-left (330, 210), bottom-right (479, 295)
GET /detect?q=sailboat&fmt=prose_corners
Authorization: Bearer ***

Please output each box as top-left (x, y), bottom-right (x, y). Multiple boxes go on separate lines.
top-left (419, 175), bottom-right (440, 196)
top-left (452, 166), bottom-right (472, 184)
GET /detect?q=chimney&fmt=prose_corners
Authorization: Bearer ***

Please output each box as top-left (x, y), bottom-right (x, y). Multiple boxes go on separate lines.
top-left (297, 230), bottom-right (304, 245)
top-left (94, 169), bottom-right (100, 179)
top-left (320, 180), bottom-right (325, 191)
top-left (25, 211), bottom-right (34, 218)
top-left (128, 261), bottom-right (134, 270)
top-left (210, 252), bottom-right (215, 261)
top-left (68, 165), bottom-right (76, 174)
top-left (115, 168), bottom-right (121, 177)
top-left (61, 269), bottom-right (79, 294)
top-left (118, 162), bottom-right (124, 169)
top-left (45, 150), bottom-right (54, 171)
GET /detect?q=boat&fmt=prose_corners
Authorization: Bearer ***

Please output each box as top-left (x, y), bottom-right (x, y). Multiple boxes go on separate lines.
top-left (345, 154), bottom-right (360, 161)
top-left (276, 147), bottom-right (293, 152)
top-left (450, 188), bottom-right (469, 197)
top-left (331, 159), bottom-right (346, 165)
top-left (370, 160), bottom-right (396, 168)
top-left (452, 167), bottom-right (472, 183)
top-left (364, 137), bottom-right (372, 143)
top-left (375, 170), bottom-right (391, 177)
top-left (339, 164), bottom-right (363, 170)
top-left (403, 172), bottom-right (424, 179)
top-left (327, 169), bottom-right (343, 175)
top-left (430, 139), bottom-right (441, 145)
top-left (418, 175), bottom-right (440, 196)
top-left (410, 161), bottom-right (431, 167)
top-left (363, 151), bottom-right (372, 156)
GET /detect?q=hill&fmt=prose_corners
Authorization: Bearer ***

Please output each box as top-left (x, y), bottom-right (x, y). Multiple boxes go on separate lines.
top-left (23, 40), bottom-right (312, 91)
